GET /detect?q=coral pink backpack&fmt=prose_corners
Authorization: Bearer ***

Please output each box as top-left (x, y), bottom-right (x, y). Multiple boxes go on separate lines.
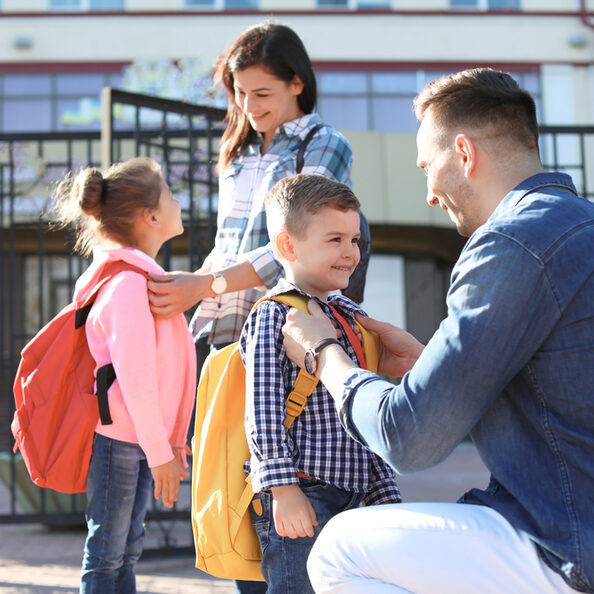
top-left (11, 261), bottom-right (148, 494)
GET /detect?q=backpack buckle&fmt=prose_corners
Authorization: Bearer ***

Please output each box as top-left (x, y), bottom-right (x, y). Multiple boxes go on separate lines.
top-left (285, 391), bottom-right (308, 418)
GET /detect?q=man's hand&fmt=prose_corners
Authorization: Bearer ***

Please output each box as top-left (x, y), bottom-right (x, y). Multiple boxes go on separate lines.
top-left (147, 271), bottom-right (212, 318)
top-left (355, 313), bottom-right (424, 377)
top-left (151, 458), bottom-right (185, 508)
top-left (271, 484), bottom-right (318, 539)
top-left (282, 300), bottom-right (339, 368)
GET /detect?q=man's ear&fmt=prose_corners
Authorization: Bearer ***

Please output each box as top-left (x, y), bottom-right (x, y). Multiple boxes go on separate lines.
top-left (455, 133), bottom-right (476, 178)
top-left (275, 230), bottom-right (297, 262)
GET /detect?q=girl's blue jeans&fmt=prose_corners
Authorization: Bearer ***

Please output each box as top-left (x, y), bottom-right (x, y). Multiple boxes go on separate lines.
top-left (250, 477), bottom-right (365, 594)
top-left (80, 433), bottom-right (153, 594)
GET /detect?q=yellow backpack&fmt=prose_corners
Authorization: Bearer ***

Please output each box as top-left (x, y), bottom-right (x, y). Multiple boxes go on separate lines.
top-left (191, 292), bottom-right (379, 581)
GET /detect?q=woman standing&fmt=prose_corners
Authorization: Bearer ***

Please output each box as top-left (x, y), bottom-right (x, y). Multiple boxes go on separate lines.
top-left (148, 21), bottom-right (355, 594)
top-left (148, 22), bottom-right (353, 357)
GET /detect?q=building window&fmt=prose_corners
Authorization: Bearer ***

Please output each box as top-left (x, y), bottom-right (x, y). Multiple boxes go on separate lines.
top-left (0, 70), bottom-right (123, 133)
top-left (0, 66), bottom-right (539, 136)
top-left (185, 0), bottom-right (258, 8)
top-left (48, 0), bottom-right (124, 10)
top-left (318, 0), bottom-right (390, 7)
top-left (316, 68), bottom-right (540, 134)
top-left (450, 0), bottom-right (520, 10)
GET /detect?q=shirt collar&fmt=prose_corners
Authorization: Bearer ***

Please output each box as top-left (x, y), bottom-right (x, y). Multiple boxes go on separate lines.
top-left (248, 113), bottom-right (322, 151)
top-left (279, 113), bottom-right (321, 139)
top-left (269, 278), bottom-right (366, 317)
top-left (489, 171), bottom-right (578, 222)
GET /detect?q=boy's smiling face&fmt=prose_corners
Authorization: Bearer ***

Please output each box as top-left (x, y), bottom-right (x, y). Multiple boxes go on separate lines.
top-left (282, 205), bottom-right (361, 301)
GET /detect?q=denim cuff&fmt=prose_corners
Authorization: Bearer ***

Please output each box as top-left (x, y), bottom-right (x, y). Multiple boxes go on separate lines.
top-left (337, 368), bottom-right (380, 446)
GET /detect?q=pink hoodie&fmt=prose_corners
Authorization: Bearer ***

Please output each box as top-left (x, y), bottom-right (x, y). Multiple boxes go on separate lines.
top-left (74, 246), bottom-right (196, 468)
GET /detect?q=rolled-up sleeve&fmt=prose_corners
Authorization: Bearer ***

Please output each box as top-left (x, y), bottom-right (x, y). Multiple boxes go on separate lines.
top-left (244, 244), bottom-right (283, 289)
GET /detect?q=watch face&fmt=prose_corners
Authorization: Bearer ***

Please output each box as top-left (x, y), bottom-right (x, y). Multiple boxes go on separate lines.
top-left (304, 350), bottom-right (316, 375)
top-left (211, 274), bottom-right (227, 295)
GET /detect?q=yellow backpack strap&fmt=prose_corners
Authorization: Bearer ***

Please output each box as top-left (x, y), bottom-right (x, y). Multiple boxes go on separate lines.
top-left (271, 292), bottom-right (380, 374)
top-left (251, 293), bottom-right (319, 430)
top-left (283, 370), bottom-right (318, 431)
top-left (254, 292), bottom-right (379, 428)
top-left (354, 319), bottom-right (379, 373)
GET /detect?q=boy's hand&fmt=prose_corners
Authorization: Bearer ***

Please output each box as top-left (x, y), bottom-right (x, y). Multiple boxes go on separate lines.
top-left (151, 458), bottom-right (184, 508)
top-left (270, 484), bottom-right (318, 539)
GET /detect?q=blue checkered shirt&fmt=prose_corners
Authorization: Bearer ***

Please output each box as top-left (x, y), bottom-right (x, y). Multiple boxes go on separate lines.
top-left (189, 113), bottom-right (352, 346)
top-left (239, 279), bottom-right (401, 505)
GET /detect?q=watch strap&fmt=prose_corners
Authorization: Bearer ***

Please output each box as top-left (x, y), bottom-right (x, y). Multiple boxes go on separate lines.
top-left (312, 337), bottom-right (342, 357)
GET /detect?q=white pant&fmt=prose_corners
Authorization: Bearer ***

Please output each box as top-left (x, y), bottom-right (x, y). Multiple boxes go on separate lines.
top-left (307, 502), bottom-right (577, 593)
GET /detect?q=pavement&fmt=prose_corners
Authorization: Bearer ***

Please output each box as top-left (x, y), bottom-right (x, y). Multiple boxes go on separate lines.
top-left (0, 443), bottom-right (489, 593)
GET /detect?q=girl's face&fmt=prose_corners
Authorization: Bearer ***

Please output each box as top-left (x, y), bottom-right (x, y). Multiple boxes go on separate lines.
top-left (153, 178), bottom-right (183, 242)
top-left (233, 65), bottom-right (304, 145)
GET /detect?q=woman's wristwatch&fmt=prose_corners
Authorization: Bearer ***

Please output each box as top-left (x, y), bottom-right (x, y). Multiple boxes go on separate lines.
top-left (303, 338), bottom-right (342, 375)
top-left (210, 272), bottom-right (227, 295)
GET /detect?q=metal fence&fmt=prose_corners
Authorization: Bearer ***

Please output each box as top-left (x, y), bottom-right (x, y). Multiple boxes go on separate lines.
top-left (540, 125), bottom-right (594, 201)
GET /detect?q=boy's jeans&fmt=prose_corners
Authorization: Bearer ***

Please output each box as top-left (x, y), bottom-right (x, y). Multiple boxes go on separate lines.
top-left (81, 434), bottom-right (153, 594)
top-left (250, 477), bottom-right (365, 594)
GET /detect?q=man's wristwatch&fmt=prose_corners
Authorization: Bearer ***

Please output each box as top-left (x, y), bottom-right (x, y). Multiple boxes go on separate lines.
top-left (303, 338), bottom-right (342, 375)
top-left (210, 272), bottom-right (227, 295)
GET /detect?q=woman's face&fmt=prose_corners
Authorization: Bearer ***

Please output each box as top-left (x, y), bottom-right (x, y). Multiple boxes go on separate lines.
top-left (233, 65), bottom-right (304, 144)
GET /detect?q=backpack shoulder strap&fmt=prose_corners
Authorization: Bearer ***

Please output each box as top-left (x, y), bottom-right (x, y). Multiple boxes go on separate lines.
top-left (75, 261), bottom-right (150, 329)
top-left (74, 261), bottom-right (151, 425)
top-left (272, 292), bottom-right (380, 374)
top-left (354, 320), bottom-right (379, 374)
top-left (253, 293), bottom-right (318, 430)
top-left (295, 124), bottom-right (324, 174)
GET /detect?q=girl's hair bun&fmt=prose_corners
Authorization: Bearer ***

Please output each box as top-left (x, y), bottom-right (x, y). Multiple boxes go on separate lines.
top-left (75, 168), bottom-right (104, 218)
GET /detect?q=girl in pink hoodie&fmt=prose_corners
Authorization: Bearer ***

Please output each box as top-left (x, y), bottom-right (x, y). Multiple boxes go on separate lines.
top-left (52, 157), bottom-right (196, 594)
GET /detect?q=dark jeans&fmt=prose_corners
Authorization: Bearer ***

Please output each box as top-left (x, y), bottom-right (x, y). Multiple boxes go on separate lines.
top-left (81, 434), bottom-right (153, 593)
top-left (251, 478), bottom-right (365, 593)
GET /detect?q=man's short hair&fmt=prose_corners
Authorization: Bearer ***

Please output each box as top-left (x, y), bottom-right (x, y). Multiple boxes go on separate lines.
top-left (265, 174), bottom-right (360, 239)
top-left (413, 68), bottom-right (539, 150)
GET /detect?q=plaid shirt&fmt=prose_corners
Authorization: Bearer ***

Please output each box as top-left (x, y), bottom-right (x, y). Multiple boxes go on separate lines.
top-left (239, 279), bottom-right (401, 505)
top-left (189, 113), bottom-right (352, 345)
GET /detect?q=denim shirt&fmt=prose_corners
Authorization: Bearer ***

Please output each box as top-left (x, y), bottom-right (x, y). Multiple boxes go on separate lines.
top-left (337, 173), bottom-right (594, 592)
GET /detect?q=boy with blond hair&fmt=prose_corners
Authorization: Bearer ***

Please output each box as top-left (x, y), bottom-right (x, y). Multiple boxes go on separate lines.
top-left (239, 174), bottom-right (400, 593)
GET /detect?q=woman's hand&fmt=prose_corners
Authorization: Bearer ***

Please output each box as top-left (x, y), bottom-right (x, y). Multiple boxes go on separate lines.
top-left (147, 271), bottom-right (213, 318)
top-left (271, 485), bottom-right (318, 539)
top-left (354, 313), bottom-right (424, 378)
top-left (282, 300), bottom-right (339, 369)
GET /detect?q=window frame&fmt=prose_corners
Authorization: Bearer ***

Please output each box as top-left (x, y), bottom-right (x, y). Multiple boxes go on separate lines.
top-left (450, 0), bottom-right (521, 10)
top-left (47, 0), bottom-right (124, 10)
top-left (184, 0), bottom-right (259, 9)
top-left (317, 0), bottom-right (391, 10)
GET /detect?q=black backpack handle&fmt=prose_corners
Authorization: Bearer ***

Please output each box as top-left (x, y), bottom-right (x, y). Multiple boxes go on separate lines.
top-left (296, 124), bottom-right (324, 173)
